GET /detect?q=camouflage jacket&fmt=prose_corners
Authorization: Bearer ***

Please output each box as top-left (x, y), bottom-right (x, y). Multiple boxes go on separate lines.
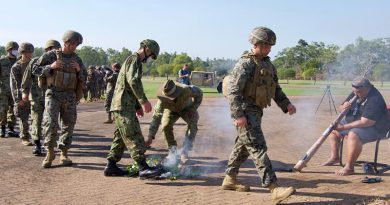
top-left (104, 71), bottom-right (119, 93)
top-left (110, 53), bottom-right (145, 111)
top-left (148, 85), bottom-right (203, 138)
top-left (10, 59), bottom-right (30, 103)
top-left (0, 55), bottom-right (17, 93)
top-left (86, 69), bottom-right (96, 85)
top-left (21, 57), bottom-right (44, 102)
top-left (32, 50), bottom-right (86, 92)
top-left (226, 51), bottom-right (290, 118)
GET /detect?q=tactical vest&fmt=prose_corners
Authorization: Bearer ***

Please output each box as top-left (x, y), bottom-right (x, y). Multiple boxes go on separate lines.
top-left (242, 53), bottom-right (276, 109)
top-left (47, 51), bottom-right (78, 90)
top-left (0, 56), bottom-right (17, 78)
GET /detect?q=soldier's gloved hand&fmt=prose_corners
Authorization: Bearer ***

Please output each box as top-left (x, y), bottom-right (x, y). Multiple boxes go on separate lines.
top-left (50, 60), bottom-right (64, 70)
top-left (136, 108), bottom-right (144, 118)
top-left (234, 116), bottom-right (247, 128)
top-left (287, 104), bottom-right (297, 115)
top-left (70, 61), bottom-right (81, 72)
top-left (142, 101), bottom-right (152, 113)
top-left (145, 136), bottom-right (154, 147)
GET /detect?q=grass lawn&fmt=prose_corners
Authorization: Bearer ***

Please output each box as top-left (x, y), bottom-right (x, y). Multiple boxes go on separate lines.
top-left (142, 77), bottom-right (390, 99)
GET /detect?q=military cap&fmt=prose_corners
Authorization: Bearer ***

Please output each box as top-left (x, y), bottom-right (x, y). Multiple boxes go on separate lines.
top-left (352, 77), bottom-right (372, 89)
top-left (140, 39), bottom-right (160, 59)
top-left (62, 30), bottom-right (83, 45)
top-left (44, 39), bottom-right (61, 50)
top-left (5, 41), bottom-right (19, 51)
top-left (157, 79), bottom-right (183, 100)
top-left (18, 42), bottom-right (34, 53)
top-left (249, 27), bottom-right (276, 45)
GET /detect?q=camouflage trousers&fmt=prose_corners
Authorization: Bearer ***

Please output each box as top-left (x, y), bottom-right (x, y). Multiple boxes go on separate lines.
top-left (0, 92), bottom-right (16, 126)
top-left (225, 111), bottom-right (277, 187)
top-left (104, 90), bottom-right (114, 113)
top-left (30, 99), bottom-right (44, 141)
top-left (161, 109), bottom-right (199, 150)
top-left (14, 102), bottom-right (31, 140)
top-left (42, 89), bottom-right (77, 150)
top-left (86, 86), bottom-right (96, 101)
top-left (107, 110), bottom-right (146, 162)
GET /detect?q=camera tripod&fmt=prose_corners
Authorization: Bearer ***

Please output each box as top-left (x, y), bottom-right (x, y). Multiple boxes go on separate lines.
top-left (315, 85), bottom-right (338, 116)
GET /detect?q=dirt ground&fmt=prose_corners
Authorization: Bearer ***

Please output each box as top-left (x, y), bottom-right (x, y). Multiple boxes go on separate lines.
top-left (0, 93), bottom-right (389, 205)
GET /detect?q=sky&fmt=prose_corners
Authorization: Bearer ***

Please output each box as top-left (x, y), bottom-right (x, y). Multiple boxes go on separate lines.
top-left (1, 0), bottom-right (390, 60)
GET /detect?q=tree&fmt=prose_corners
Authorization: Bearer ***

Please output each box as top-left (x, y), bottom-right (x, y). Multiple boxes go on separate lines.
top-left (373, 63), bottom-right (390, 86)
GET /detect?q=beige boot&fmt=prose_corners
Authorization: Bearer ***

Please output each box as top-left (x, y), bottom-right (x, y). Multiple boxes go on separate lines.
top-left (60, 149), bottom-right (73, 166)
top-left (221, 174), bottom-right (250, 192)
top-left (42, 147), bottom-right (55, 168)
top-left (269, 183), bottom-right (295, 204)
top-left (21, 138), bottom-right (33, 146)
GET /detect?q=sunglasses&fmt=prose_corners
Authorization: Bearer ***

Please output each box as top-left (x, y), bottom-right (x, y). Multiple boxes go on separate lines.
top-left (352, 85), bottom-right (364, 89)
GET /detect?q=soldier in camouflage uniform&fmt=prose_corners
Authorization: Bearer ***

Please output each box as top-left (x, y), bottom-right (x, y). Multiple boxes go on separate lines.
top-left (21, 39), bottom-right (61, 155)
top-left (10, 43), bottom-right (35, 146)
top-left (221, 27), bottom-right (297, 204)
top-left (146, 80), bottom-right (203, 162)
top-left (103, 62), bottom-right (120, 124)
top-left (0, 41), bottom-right (19, 138)
top-left (86, 66), bottom-right (97, 102)
top-left (33, 30), bottom-right (85, 168)
top-left (104, 39), bottom-right (163, 179)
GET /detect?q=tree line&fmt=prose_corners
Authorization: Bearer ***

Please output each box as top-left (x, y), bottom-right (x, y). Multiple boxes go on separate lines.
top-left (1, 37), bottom-right (389, 82)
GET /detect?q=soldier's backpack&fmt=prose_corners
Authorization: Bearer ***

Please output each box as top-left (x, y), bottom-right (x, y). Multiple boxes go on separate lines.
top-left (221, 75), bottom-right (231, 97)
top-left (386, 105), bottom-right (390, 132)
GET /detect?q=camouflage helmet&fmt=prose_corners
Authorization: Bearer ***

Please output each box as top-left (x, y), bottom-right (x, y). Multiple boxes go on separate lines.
top-left (18, 42), bottom-right (34, 53)
top-left (249, 27), bottom-right (276, 45)
top-left (5, 41), bottom-right (19, 51)
top-left (62, 30), bottom-right (83, 45)
top-left (44, 39), bottom-right (61, 50)
top-left (140, 39), bottom-right (160, 59)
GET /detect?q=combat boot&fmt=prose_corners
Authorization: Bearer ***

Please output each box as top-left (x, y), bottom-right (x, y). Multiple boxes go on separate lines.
top-left (221, 174), bottom-right (250, 192)
top-left (103, 112), bottom-right (113, 124)
top-left (60, 148), bottom-right (73, 166)
top-left (1, 125), bottom-right (5, 138)
top-left (138, 159), bottom-right (163, 180)
top-left (33, 140), bottom-right (42, 156)
top-left (7, 125), bottom-right (19, 138)
top-left (21, 138), bottom-right (33, 146)
top-left (268, 183), bottom-right (295, 204)
top-left (42, 147), bottom-right (55, 168)
top-left (104, 160), bottom-right (128, 176)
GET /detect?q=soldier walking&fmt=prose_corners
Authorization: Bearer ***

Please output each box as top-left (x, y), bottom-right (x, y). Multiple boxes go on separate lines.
top-left (103, 62), bottom-right (120, 124)
top-left (21, 40), bottom-right (61, 155)
top-left (0, 41), bottom-right (19, 138)
top-left (10, 43), bottom-right (35, 146)
top-left (104, 39), bottom-right (163, 179)
top-left (146, 80), bottom-right (203, 162)
top-left (222, 27), bottom-right (297, 204)
top-left (33, 30), bottom-right (85, 168)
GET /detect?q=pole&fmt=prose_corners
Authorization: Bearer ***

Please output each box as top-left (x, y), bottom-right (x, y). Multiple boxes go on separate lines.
top-left (293, 95), bottom-right (358, 172)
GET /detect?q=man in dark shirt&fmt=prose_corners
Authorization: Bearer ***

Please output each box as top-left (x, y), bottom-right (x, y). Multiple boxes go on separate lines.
top-left (178, 64), bottom-right (190, 85)
top-left (322, 77), bottom-right (390, 175)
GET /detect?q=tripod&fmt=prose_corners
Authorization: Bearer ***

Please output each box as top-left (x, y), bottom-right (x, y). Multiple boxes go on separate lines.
top-left (315, 85), bottom-right (338, 116)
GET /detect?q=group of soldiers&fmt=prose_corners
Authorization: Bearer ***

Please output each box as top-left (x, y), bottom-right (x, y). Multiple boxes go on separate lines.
top-left (85, 65), bottom-right (111, 102)
top-left (0, 27), bottom-right (299, 204)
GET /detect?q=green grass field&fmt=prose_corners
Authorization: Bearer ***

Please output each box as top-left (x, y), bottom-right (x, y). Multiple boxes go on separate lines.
top-left (142, 77), bottom-right (390, 99)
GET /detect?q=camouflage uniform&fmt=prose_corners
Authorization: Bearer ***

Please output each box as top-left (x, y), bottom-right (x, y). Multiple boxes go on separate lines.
top-left (10, 59), bottom-right (32, 140)
top-left (106, 53), bottom-right (146, 162)
top-left (33, 50), bottom-right (85, 150)
top-left (21, 57), bottom-right (45, 142)
top-left (0, 55), bottom-right (18, 131)
top-left (86, 66), bottom-right (97, 101)
top-left (148, 83), bottom-right (203, 150)
top-left (225, 50), bottom-right (291, 187)
top-left (104, 69), bottom-right (119, 113)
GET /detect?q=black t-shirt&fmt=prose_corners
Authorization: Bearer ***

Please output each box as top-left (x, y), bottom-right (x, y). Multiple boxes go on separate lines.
top-left (344, 87), bottom-right (389, 133)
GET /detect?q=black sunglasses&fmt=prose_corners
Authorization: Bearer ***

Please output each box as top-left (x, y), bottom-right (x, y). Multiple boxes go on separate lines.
top-left (352, 85), bottom-right (364, 89)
